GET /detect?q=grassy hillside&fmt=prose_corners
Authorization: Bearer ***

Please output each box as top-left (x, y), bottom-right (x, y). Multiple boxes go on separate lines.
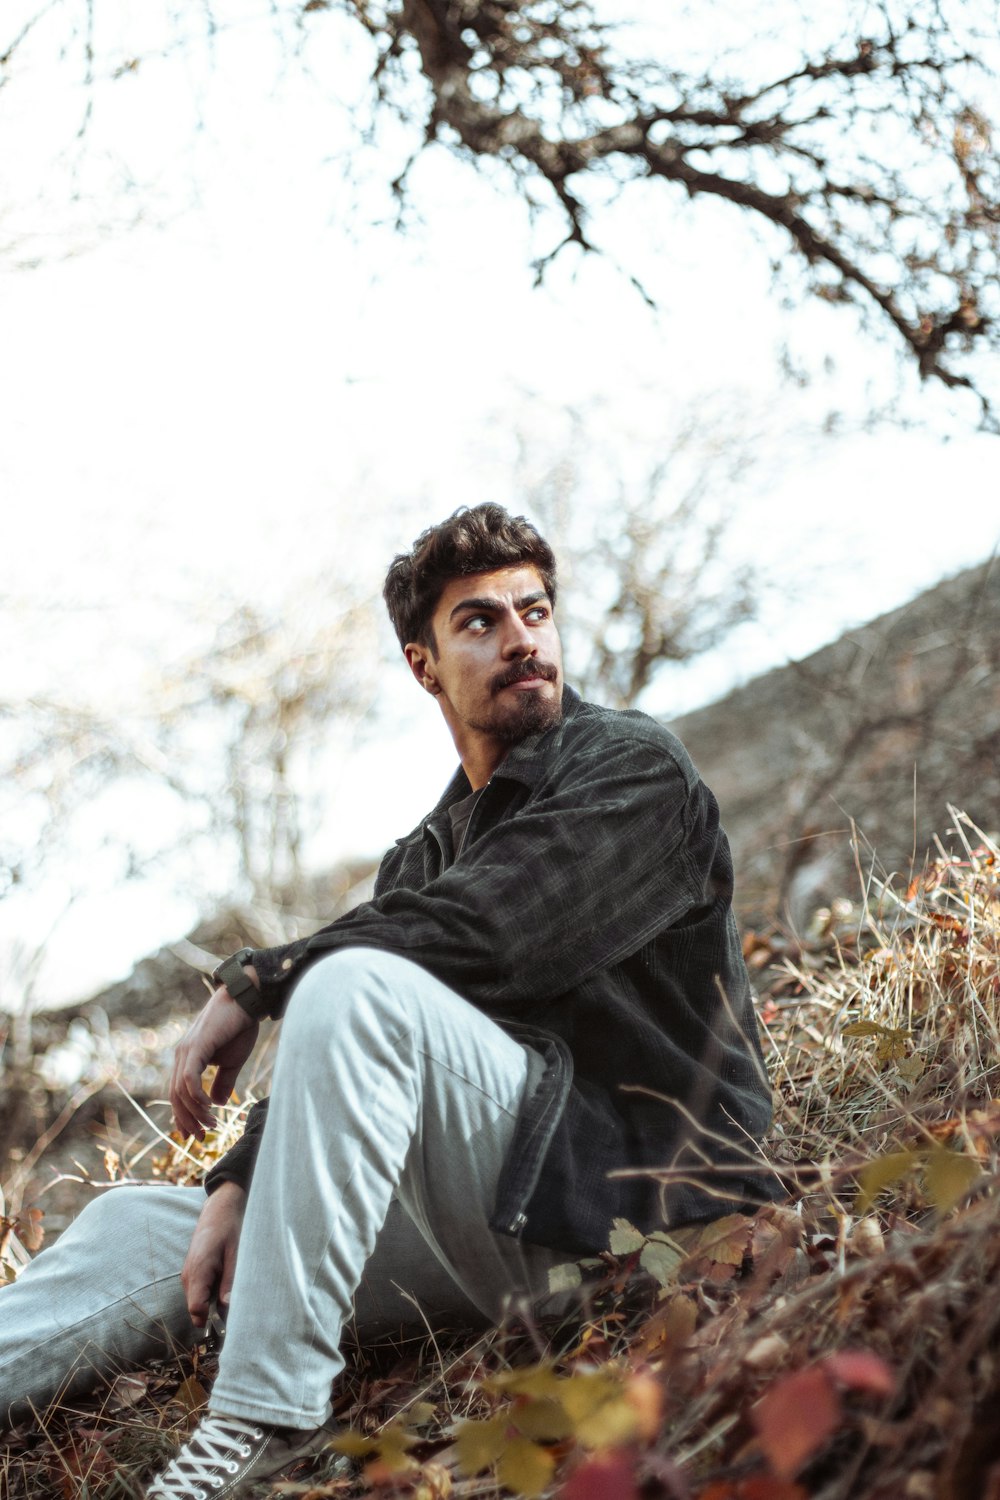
top-left (2, 811), bottom-right (998, 1500)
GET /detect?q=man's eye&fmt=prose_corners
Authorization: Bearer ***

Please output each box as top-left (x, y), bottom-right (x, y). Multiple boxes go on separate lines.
top-left (464, 614), bottom-right (490, 631)
top-left (525, 607), bottom-right (549, 622)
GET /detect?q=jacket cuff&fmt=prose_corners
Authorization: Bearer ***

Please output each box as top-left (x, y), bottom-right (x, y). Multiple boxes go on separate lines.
top-left (247, 939), bottom-right (313, 1016)
top-left (203, 1099), bottom-right (269, 1195)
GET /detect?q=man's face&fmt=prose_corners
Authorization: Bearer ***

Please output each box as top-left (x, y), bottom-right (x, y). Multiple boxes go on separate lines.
top-left (404, 565), bottom-right (563, 784)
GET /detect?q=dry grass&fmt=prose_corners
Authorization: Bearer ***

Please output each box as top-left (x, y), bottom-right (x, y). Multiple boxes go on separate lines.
top-left (3, 811), bottom-right (999, 1499)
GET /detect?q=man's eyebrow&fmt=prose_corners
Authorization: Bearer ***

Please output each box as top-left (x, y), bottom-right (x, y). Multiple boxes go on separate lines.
top-left (448, 590), bottom-right (549, 621)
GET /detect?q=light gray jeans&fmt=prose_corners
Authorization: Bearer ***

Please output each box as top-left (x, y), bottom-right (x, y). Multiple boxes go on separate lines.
top-left (0, 948), bottom-right (561, 1429)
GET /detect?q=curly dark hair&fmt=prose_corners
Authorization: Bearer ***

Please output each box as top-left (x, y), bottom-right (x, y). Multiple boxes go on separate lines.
top-left (383, 504), bottom-right (557, 652)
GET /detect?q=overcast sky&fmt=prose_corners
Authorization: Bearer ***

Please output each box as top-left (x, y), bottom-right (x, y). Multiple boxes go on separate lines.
top-left (2, 0), bottom-right (997, 1007)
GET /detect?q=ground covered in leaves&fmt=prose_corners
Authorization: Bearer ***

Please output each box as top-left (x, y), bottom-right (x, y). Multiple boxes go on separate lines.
top-left (2, 812), bottom-right (999, 1500)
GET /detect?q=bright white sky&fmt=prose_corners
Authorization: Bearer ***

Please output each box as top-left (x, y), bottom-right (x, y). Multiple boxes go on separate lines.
top-left (1, 1), bottom-right (997, 1007)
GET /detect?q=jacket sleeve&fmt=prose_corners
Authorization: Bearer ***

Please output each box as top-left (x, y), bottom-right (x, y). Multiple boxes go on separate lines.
top-left (248, 722), bottom-right (715, 1020)
top-left (204, 1099), bottom-right (269, 1195)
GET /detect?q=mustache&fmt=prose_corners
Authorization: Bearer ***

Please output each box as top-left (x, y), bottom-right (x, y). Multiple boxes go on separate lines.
top-left (491, 660), bottom-right (559, 694)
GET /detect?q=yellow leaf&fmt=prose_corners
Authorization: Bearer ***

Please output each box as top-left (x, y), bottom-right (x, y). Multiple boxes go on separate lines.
top-left (512, 1398), bottom-right (574, 1442)
top-left (409, 1401), bottom-right (438, 1427)
top-left (854, 1150), bottom-right (918, 1213)
top-left (575, 1396), bottom-right (639, 1450)
top-left (489, 1366), bottom-right (564, 1400)
top-left (330, 1432), bottom-right (380, 1458)
top-left (558, 1371), bottom-right (623, 1425)
top-left (455, 1415), bottom-right (509, 1475)
top-left (414, 1460), bottom-right (452, 1500)
top-left (496, 1437), bottom-right (556, 1497)
top-left (375, 1431), bottom-right (418, 1474)
top-left (924, 1146), bottom-right (980, 1214)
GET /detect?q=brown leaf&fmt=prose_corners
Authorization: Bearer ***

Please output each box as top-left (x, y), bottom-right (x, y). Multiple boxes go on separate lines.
top-left (679, 1214), bottom-right (754, 1269)
top-left (172, 1375), bottom-right (209, 1415)
top-left (752, 1366), bottom-right (841, 1479)
top-left (16, 1207), bottom-right (45, 1252)
top-left (634, 1293), bottom-right (697, 1362)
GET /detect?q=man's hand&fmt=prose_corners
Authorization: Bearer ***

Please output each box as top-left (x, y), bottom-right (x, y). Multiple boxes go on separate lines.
top-left (170, 974), bottom-right (261, 1140)
top-left (182, 1182), bottom-right (246, 1328)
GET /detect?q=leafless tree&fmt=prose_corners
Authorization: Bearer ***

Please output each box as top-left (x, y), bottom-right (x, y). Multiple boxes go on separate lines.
top-left (2, 0), bottom-right (998, 417)
top-left (523, 401), bottom-right (773, 708)
top-left (0, 584), bottom-right (380, 1013)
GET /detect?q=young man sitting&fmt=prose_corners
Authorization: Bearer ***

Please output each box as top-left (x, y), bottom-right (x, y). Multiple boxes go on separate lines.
top-left (0, 503), bottom-right (775, 1499)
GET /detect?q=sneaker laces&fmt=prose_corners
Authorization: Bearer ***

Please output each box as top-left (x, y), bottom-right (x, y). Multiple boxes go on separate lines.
top-left (148, 1414), bottom-right (267, 1499)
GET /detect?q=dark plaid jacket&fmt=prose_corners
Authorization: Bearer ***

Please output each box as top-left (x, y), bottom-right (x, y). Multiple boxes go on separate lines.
top-left (206, 688), bottom-right (777, 1254)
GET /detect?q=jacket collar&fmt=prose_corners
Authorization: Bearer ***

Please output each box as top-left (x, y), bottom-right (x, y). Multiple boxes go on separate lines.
top-left (426, 685), bottom-right (582, 820)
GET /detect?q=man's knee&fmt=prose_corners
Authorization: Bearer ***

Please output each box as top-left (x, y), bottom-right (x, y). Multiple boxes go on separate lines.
top-left (67, 1183), bottom-right (169, 1235)
top-left (284, 947), bottom-right (420, 1041)
top-left (55, 1184), bottom-right (201, 1262)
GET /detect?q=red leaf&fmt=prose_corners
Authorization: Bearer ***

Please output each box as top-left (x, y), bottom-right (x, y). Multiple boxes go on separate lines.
top-left (823, 1350), bottom-right (894, 1396)
top-left (563, 1452), bottom-right (640, 1500)
top-left (737, 1480), bottom-right (809, 1500)
top-left (697, 1481), bottom-right (806, 1500)
top-left (752, 1366), bottom-right (840, 1479)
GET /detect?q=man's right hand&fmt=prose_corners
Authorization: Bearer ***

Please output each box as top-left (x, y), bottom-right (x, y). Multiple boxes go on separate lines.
top-left (182, 1181), bottom-right (247, 1329)
top-left (170, 979), bottom-right (261, 1140)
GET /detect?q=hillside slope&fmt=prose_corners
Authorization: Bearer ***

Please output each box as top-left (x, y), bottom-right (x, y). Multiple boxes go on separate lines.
top-left (668, 557), bottom-right (999, 924)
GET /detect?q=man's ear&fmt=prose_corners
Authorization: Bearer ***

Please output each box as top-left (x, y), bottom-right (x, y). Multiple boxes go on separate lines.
top-left (404, 642), bottom-right (442, 696)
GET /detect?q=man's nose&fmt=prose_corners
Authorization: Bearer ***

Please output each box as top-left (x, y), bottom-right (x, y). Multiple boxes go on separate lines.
top-left (500, 611), bottom-right (537, 658)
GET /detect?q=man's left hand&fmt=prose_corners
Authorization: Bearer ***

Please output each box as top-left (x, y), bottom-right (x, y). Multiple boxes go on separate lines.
top-left (170, 974), bottom-right (261, 1140)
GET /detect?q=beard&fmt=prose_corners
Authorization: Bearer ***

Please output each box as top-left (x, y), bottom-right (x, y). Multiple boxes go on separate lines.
top-left (467, 660), bottom-right (563, 745)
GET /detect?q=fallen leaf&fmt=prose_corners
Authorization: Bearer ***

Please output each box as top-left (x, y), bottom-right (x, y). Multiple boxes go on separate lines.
top-left (823, 1350), bottom-right (894, 1396)
top-left (108, 1373), bottom-right (148, 1407)
top-left (172, 1375), bottom-right (208, 1415)
top-left (455, 1415), bottom-right (509, 1476)
top-left (854, 1150), bottom-right (918, 1213)
top-left (563, 1451), bottom-right (639, 1500)
top-left (924, 1146), bottom-right (980, 1214)
top-left (496, 1436), bottom-right (556, 1497)
top-left (609, 1219), bottom-right (646, 1256)
top-left (640, 1234), bottom-right (684, 1288)
top-left (512, 1398), bottom-right (574, 1442)
top-left (752, 1365), bottom-right (840, 1479)
top-left (634, 1293), bottom-right (697, 1360)
top-left (548, 1261), bottom-right (583, 1294)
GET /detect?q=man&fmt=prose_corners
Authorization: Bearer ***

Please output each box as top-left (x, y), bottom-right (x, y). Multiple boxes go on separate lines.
top-left (0, 504), bottom-right (775, 1498)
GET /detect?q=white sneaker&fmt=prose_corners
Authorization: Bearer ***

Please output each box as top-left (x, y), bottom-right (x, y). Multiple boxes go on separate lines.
top-left (144, 1412), bottom-right (332, 1499)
